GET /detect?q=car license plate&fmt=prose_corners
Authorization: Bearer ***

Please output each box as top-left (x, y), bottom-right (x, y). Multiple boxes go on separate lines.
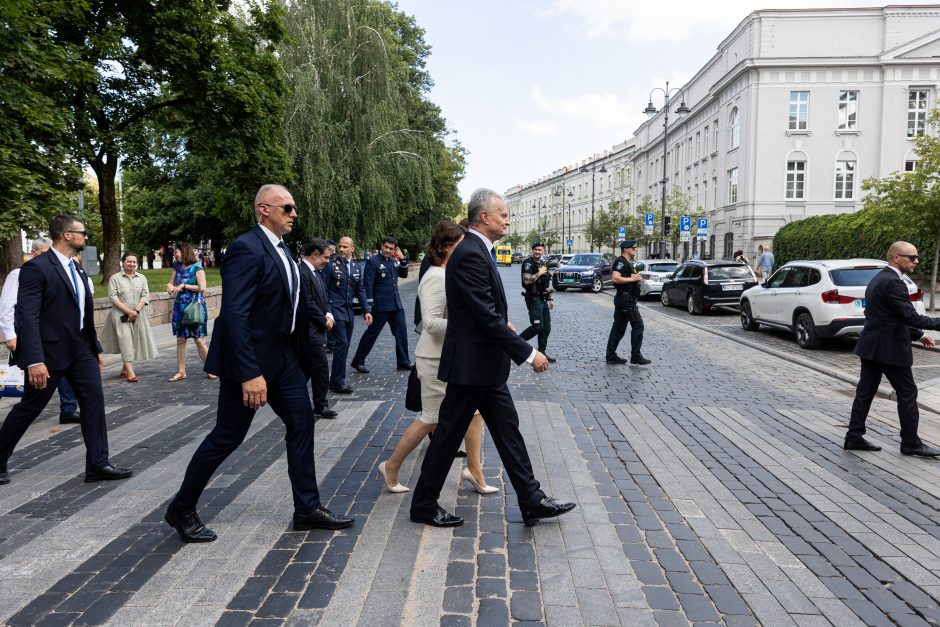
top-left (721, 283), bottom-right (742, 291)
top-left (562, 278), bottom-right (576, 283)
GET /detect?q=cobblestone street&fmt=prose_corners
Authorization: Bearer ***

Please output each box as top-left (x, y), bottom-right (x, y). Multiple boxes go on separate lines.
top-left (2, 267), bottom-right (940, 626)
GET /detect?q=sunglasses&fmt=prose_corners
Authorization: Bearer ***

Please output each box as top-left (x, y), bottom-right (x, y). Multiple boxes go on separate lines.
top-left (66, 230), bottom-right (88, 237)
top-left (897, 254), bottom-right (920, 262)
top-left (259, 203), bottom-right (297, 214)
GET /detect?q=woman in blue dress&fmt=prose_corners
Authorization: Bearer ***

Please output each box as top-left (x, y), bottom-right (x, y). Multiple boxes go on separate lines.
top-left (166, 242), bottom-right (213, 381)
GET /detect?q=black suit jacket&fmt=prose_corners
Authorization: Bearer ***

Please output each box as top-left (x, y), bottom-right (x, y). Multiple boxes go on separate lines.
top-left (438, 231), bottom-right (532, 387)
top-left (13, 250), bottom-right (101, 370)
top-left (205, 225), bottom-right (310, 381)
top-left (300, 261), bottom-right (331, 346)
top-left (855, 267), bottom-right (940, 367)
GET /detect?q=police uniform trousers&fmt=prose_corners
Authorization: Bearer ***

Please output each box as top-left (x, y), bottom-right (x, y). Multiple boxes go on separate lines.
top-left (519, 297), bottom-right (551, 352)
top-left (606, 294), bottom-right (644, 360)
top-left (352, 308), bottom-right (410, 368)
top-left (330, 318), bottom-right (355, 387)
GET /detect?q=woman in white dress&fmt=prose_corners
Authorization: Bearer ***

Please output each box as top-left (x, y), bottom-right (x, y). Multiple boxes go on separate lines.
top-left (378, 221), bottom-right (497, 494)
top-left (100, 252), bottom-right (158, 381)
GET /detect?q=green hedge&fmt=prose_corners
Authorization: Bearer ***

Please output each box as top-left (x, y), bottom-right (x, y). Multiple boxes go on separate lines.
top-left (774, 209), bottom-right (935, 275)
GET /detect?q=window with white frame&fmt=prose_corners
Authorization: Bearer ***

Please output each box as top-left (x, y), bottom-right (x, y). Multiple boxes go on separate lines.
top-left (728, 168), bottom-right (738, 203)
top-left (703, 179), bottom-right (709, 210)
top-left (696, 132), bottom-right (701, 158)
top-left (905, 160), bottom-right (922, 172)
top-left (838, 91), bottom-right (858, 130)
top-left (834, 160), bottom-right (856, 199)
top-left (908, 90), bottom-right (928, 137)
top-left (713, 121), bottom-right (718, 151)
top-left (712, 176), bottom-right (718, 206)
top-left (687, 139), bottom-right (693, 163)
top-left (729, 108), bottom-right (740, 149)
top-left (785, 161), bottom-right (806, 199)
top-left (789, 91), bottom-right (809, 130)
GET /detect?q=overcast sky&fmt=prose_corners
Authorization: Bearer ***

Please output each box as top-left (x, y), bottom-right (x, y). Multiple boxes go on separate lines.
top-left (394, 0), bottom-right (940, 200)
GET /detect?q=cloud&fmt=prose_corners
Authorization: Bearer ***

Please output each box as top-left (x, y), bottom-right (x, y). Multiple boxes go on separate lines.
top-left (530, 84), bottom-right (634, 131)
top-left (514, 119), bottom-right (560, 137)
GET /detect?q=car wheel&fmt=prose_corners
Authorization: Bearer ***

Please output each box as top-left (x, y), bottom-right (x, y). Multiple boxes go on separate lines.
top-left (660, 289), bottom-right (670, 306)
top-left (686, 292), bottom-right (700, 315)
top-left (591, 275), bottom-right (603, 293)
top-left (740, 301), bottom-right (759, 331)
top-left (794, 312), bottom-right (820, 349)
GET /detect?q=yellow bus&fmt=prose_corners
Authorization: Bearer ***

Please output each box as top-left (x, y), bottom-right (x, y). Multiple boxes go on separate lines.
top-left (495, 245), bottom-right (512, 266)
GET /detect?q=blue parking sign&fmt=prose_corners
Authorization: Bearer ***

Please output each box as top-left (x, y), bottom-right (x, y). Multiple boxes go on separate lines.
top-left (679, 215), bottom-right (692, 232)
top-left (617, 225), bottom-right (626, 238)
top-left (645, 213), bottom-right (655, 227)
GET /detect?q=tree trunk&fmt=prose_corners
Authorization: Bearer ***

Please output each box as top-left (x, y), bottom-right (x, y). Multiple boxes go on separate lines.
top-left (0, 234), bottom-right (24, 286)
top-left (91, 155), bottom-right (120, 284)
top-left (932, 224), bottom-right (940, 312)
top-left (146, 252), bottom-right (155, 270)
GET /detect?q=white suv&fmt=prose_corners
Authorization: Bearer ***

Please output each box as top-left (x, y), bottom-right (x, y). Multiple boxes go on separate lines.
top-left (739, 259), bottom-right (927, 349)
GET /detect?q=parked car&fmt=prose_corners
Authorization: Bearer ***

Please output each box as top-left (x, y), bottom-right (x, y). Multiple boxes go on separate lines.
top-left (560, 254), bottom-right (574, 266)
top-left (511, 252), bottom-right (525, 264)
top-left (546, 253), bottom-right (563, 269)
top-left (495, 245), bottom-right (513, 266)
top-left (552, 253), bottom-right (614, 293)
top-left (660, 260), bottom-right (757, 314)
top-left (739, 259), bottom-right (927, 349)
top-left (634, 259), bottom-right (680, 297)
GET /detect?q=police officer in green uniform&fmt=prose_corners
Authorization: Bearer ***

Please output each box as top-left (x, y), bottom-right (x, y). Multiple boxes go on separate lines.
top-left (519, 243), bottom-right (556, 363)
top-left (606, 240), bottom-right (651, 365)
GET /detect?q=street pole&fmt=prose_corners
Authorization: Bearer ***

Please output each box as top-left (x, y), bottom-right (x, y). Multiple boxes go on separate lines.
top-left (581, 158), bottom-right (607, 254)
top-left (567, 190), bottom-right (573, 253)
top-left (645, 82), bottom-right (689, 259)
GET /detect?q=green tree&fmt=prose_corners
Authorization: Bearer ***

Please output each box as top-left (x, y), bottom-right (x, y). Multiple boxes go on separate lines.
top-left (584, 200), bottom-right (644, 252)
top-left (502, 232), bottom-right (525, 251)
top-left (525, 217), bottom-right (560, 251)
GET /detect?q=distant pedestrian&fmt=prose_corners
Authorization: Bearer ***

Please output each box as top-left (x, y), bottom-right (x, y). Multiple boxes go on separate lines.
top-left (519, 243), bottom-right (555, 362)
top-left (733, 249), bottom-right (748, 265)
top-left (166, 242), bottom-right (212, 382)
top-left (299, 239), bottom-right (337, 419)
top-left (350, 236), bottom-right (411, 373)
top-left (325, 237), bottom-right (372, 394)
top-left (0, 238), bottom-right (81, 424)
top-left (757, 246), bottom-right (774, 283)
top-left (0, 216), bottom-right (132, 485)
top-left (844, 242), bottom-right (940, 458)
top-left (606, 241), bottom-right (650, 365)
top-left (99, 252), bottom-right (158, 382)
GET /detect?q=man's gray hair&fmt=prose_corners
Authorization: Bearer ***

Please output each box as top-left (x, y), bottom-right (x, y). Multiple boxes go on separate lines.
top-left (467, 188), bottom-right (504, 225)
top-left (30, 237), bottom-right (52, 252)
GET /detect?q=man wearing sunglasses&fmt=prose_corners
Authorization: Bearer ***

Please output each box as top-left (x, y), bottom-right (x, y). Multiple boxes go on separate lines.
top-left (0, 216), bottom-right (132, 486)
top-left (845, 241), bottom-right (940, 458)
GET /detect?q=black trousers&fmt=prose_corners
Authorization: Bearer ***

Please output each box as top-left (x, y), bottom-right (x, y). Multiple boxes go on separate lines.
top-left (352, 308), bottom-right (410, 368)
top-left (0, 339), bottom-right (110, 470)
top-left (606, 297), bottom-right (644, 360)
top-left (169, 351), bottom-right (321, 515)
top-left (306, 341), bottom-right (330, 413)
top-left (411, 382), bottom-right (545, 517)
top-left (519, 298), bottom-right (551, 352)
top-left (329, 318), bottom-right (354, 386)
top-left (847, 358), bottom-right (921, 447)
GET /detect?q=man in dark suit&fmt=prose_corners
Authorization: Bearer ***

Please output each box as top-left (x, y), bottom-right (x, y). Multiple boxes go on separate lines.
top-left (164, 185), bottom-right (353, 543)
top-left (351, 236), bottom-right (412, 372)
top-left (409, 188), bottom-right (576, 528)
top-left (325, 237), bottom-right (372, 394)
top-left (300, 238), bottom-right (337, 419)
top-left (0, 215), bottom-right (132, 485)
top-left (845, 241), bottom-right (940, 457)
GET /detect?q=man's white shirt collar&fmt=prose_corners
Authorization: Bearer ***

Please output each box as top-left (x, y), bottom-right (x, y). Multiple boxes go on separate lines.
top-left (888, 265), bottom-right (904, 279)
top-left (469, 228), bottom-right (494, 251)
top-left (258, 223), bottom-right (282, 247)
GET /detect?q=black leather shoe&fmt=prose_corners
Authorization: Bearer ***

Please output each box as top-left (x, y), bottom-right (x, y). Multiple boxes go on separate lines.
top-left (900, 444), bottom-right (940, 457)
top-left (522, 497), bottom-right (577, 526)
top-left (630, 356), bottom-right (652, 365)
top-left (844, 438), bottom-right (882, 452)
top-left (84, 465), bottom-right (133, 483)
top-left (316, 409), bottom-right (338, 419)
top-left (330, 384), bottom-right (353, 394)
top-left (544, 355), bottom-right (557, 363)
top-left (59, 412), bottom-right (81, 424)
top-left (606, 355), bottom-right (627, 364)
top-left (0, 462), bottom-right (9, 485)
top-left (410, 506), bottom-right (463, 528)
top-left (397, 363), bottom-right (414, 371)
top-left (293, 507), bottom-right (355, 531)
top-left (351, 363), bottom-right (370, 373)
top-left (164, 508), bottom-right (217, 543)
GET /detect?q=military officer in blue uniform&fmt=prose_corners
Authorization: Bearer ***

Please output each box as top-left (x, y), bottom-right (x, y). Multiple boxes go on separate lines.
top-left (326, 236), bottom-right (372, 394)
top-left (351, 236), bottom-right (412, 372)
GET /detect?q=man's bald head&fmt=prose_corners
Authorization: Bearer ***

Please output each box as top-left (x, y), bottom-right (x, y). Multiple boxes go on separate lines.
top-left (254, 184), bottom-right (290, 220)
top-left (887, 241), bottom-right (915, 260)
top-left (337, 236), bottom-right (355, 259)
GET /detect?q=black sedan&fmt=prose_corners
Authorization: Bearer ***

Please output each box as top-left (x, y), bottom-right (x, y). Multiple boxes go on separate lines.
top-left (660, 260), bottom-right (757, 314)
top-left (552, 253), bottom-right (614, 293)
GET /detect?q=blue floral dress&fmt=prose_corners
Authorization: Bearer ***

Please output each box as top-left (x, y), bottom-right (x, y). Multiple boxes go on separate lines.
top-left (171, 262), bottom-right (208, 338)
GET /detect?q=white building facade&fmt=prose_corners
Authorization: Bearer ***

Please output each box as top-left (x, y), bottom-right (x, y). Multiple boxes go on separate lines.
top-left (505, 139), bottom-right (635, 254)
top-left (633, 5), bottom-right (940, 260)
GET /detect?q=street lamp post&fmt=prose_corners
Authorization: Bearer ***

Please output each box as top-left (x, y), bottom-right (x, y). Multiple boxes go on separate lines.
top-left (644, 81), bottom-right (689, 259)
top-left (580, 158), bottom-right (607, 252)
top-left (566, 190), bottom-right (573, 253)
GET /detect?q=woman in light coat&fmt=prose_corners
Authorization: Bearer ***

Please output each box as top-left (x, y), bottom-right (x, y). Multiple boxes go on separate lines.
top-left (378, 221), bottom-right (496, 494)
top-left (100, 252), bottom-right (158, 381)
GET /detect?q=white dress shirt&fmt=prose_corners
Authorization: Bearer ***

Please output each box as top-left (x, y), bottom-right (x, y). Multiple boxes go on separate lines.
top-left (0, 267), bottom-right (21, 341)
top-left (51, 247), bottom-right (85, 331)
top-left (301, 258), bottom-right (333, 322)
top-left (258, 224), bottom-right (299, 332)
top-left (468, 229), bottom-right (536, 364)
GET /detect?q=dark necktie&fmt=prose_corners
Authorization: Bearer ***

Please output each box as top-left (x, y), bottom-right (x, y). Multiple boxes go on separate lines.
top-left (490, 248), bottom-right (498, 269)
top-left (277, 242), bottom-right (298, 308)
top-left (68, 260), bottom-right (82, 327)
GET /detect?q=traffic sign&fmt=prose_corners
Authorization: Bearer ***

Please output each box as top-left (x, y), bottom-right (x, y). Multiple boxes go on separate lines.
top-left (644, 213), bottom-right (654, 235)
top-left (679, 215), bottom-right (692, 233)
top-left (617, 225), bottom-right (626, 239)
top-left (696, 217), bottom-right (708, 240)
top-left (566, 239), bottom-right (573, 247)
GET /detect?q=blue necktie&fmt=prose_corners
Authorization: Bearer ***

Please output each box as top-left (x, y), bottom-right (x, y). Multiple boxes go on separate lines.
top-left (490, 248), bottom-right (498, 269)
top-left (68, 260), bottom-right (81, 326)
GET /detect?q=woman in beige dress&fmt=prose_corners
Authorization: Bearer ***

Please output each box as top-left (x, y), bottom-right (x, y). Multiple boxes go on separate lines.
top-left (100, 252), bottom-right (158, 382)
top-left (378, 221), bottom-right (497, 495)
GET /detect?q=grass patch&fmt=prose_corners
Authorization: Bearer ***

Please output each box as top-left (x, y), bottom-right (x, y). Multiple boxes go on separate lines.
top-left (90, 267), bottom-right (222, 299)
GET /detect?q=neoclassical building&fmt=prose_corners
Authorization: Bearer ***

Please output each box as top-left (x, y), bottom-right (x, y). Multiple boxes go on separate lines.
top-left (632, 5), bottom-right (940, 260)
top-left (505, 139), bottom-right (635, 254)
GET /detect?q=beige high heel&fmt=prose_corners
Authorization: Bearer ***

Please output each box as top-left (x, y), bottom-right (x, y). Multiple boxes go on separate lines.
top-left (462, 467), bottom-right (499, 494)
top-left (378, 461), bottom-right (409, 493)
